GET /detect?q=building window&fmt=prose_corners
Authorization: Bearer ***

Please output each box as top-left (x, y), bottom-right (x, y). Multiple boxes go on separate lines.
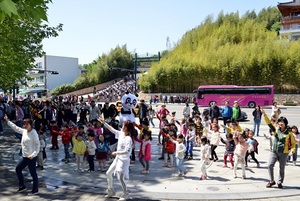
top-left (36, 62), bottom-right (43, 68)
top-left (36, 76), bottom-right (44, 82)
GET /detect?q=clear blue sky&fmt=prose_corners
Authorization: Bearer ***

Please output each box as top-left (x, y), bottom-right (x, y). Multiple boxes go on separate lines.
top-left (42, 0), bottom-right (288, 65)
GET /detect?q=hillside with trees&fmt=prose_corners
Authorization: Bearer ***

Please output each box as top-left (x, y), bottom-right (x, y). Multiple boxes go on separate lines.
top-left (51, 45), bottom-right (134, 95)
top-left (138, 7), bottom-right (300, 93)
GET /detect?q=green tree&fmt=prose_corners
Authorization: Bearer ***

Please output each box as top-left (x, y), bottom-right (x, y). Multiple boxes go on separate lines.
top-left (0, 2), bottom-right (62, 89)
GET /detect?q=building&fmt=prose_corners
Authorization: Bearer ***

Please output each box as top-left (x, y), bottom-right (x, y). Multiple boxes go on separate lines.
top-left (20, 55), bottom-right (80, 97)
top-left (278, 0), bottom-right (300, 40)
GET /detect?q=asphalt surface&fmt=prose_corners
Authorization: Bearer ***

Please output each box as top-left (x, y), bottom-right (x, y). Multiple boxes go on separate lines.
top-left (0, 104), bottom-right (300, 201)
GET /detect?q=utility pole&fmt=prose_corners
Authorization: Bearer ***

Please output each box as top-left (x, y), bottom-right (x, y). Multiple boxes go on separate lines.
top-left (134, 53), bottom-right (137, 95)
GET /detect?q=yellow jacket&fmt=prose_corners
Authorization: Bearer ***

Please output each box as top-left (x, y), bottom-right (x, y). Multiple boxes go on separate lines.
top-left (264, 114), bottom-right (296, 154)
top-left (72, 136), bottom-right (86, 155)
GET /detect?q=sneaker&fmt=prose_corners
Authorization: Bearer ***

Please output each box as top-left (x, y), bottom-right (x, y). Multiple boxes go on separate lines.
top-left (257, 163), bottom-right (260, 168)
top-left (231, 166), bottom-right (234, 170)
top-left (61, 158), bottom-right (66, 162)
top-left (242, 175), bottom-right (246, 179)
top-left (65, 159), bottom-right (69, 163)
top-left (105, 188), bottom-right (116, 198)
top-left (177, 173), bottom-right (183, 177)
top-left (233, 175), bottom-right (237, 179)
top-left (80, 169), bottom-right (85, 173)
top-left (167, 164), bottom-right (174, 168)
top-left (213, 158), bottom-right (218, 162)
top-left (223, 165), bottom-right (228, 168)
top-left (142, 170), bottom-right (149, 174)
top-left (293, 161), bottom-right (296, 166)
top-left (183, 170), bottom-right (188, 175)
top-left (50, 147), bottom-right (55, 150)
top-left (266, 181), bottom-right (276, 188)
top-left (40, 166), bottom-right (44, 170)
top-left (277, 182), bottom-right (283, 189)
top-left (158, 157), bottom-right (164, 160)
top-left (119, 192), bottom-right (129, 201)
top-left (74, 168), bottom-right (79, 172)
top-left (162, 163), bottom-right (168, 167)
top-left (28, 190), bottom-right (38, 195)
top-left (17, 186), bottom-right (27, 192)
top-left (188, 156), bottom-right (193, 160)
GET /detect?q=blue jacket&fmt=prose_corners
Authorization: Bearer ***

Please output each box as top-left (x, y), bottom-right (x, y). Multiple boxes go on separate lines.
top-left (221, 106), bottom-right (232, 118)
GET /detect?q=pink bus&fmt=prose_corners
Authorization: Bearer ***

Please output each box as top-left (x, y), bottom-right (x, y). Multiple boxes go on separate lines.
top-left (196, 85), bottom-right (274, 108)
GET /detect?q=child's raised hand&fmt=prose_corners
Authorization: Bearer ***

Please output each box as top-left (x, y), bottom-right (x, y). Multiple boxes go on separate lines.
top-left (3, 114), bottom-right (8, 122)
top-left (99, 117), bottom-right (105, 124)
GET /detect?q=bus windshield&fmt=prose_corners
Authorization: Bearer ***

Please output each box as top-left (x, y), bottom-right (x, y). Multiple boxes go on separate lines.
top-left (196, 85), bottom-right (274, 108)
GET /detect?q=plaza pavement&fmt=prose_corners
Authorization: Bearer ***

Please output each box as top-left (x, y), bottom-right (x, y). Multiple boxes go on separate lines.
top-left (0, 115), bottom-right (299, 201)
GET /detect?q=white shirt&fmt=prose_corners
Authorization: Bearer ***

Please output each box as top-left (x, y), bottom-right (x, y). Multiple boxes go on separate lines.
top-left (7, 121), bottom-right (40, 158)
top-left (86, 140), bottom-right (96, 155)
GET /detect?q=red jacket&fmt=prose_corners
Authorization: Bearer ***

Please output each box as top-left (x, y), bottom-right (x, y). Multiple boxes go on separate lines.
top-left (55, 130), bottom-right (72, 144)
top-left (161, 131), bottom-right (175, 153)
top-left (50, 125), bottom-right (60, 136)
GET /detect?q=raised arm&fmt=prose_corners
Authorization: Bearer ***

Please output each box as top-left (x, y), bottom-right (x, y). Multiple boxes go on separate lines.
top-left (261, 109), bottom-right (276, 133)
top-left (4, 115), bottom-right (25, 134)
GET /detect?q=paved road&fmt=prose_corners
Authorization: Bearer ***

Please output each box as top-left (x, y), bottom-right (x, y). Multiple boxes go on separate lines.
top-left (0, 103), bottom-right (299, 201)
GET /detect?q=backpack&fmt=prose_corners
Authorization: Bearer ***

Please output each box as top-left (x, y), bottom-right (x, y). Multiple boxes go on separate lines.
top-left (254, 139), bottom-right (259, 154)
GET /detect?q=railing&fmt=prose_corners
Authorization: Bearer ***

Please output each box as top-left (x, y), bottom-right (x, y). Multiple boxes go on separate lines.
top-left (282, 15), bottom-right (300, 22)
top-left (280, 23), bottom-right (300, 31)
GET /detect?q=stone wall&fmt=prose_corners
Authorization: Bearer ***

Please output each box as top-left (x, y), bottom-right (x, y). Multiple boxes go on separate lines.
top-left (138, 92), bottom-right (300, 105)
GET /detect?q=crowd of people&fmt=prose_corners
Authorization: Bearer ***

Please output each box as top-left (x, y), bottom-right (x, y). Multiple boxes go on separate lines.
top-left (0, 96), bottom-right (299, 200)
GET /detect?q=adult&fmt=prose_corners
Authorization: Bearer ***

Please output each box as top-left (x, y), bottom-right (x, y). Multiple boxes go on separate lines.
top-left (221, 101), bottom-right (232, 129)
top-left (261, 110), bottom-right (296, 188)
top-left (100, 118), bottom-right (134, 201)
top-left (89, 100), bottom-right (100, 122)
top-left (252, 105), bottom-right (262, 136)
top-left (232, 101), bottom-right (241, 122)
top-left (0, 101), bottom-right (6, 134)
top-left (209, 101), bottom-right (220, 123)
top-left (191, 102), bottom-right (200, 118)
top-left (4, 115), bottom-right (40, 194)
top-left (101, 102), bottom-right (114, 120)
top-left (182, 102), bottom-right (190, 119)
top-left (137, 100), bottom-right (148, 125)
top-left (271, 101), bottom-right (281, 120)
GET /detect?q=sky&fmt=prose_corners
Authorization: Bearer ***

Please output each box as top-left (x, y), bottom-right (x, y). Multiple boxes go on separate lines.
top-left (42, 0), bottom-right (289, 65)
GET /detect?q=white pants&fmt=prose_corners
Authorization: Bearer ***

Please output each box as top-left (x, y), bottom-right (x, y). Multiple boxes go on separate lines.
top-left (233, 154), bottom-right (246, 177)
top-left (76, 154), bottom-right (84, 169)
top-left (199, 159), bottom-right (207, 176)
top-left (106, 158), bottom-right (127, 193)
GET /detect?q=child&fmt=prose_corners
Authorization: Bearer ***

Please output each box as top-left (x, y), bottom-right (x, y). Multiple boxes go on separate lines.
top-left (157, 115), bottom-right (168, 145)
top-left (72, 133), bottom-right (87, 172)
top-left (53, 123), bottom-right (72, 163)
top-left (245, 130), bottom-right (260, 168)
top-left (96, 134), bottom-right (110, 172)
top-left (37, 133), bottom-right (46, 170)
top-left (49, 120), bottom-right (59, 150)
top-left (161, 128), bottom-right (176, 167)
top-left (220, 133), bottom-right (235, 169)
top-left (288, 126), bottom-right (299, 166)
top-left (94, 121), bottom-right (102, 139)
top-left (179, 118), bottom-right (187, 137)
top-left (135, 130), bottom-right (152, 174)
top-left (199, 136), bottom-right (210, 180)
top-left (86, 130), bottom-right (97, 172)
top-left (158, 124), bottom-right (170, 160)
top-left (206, 124), bottom-right (220, 161)
top-left (202, 116), bottom-right (210, 137)
top-left (195, 116), bottom-right (203, 146)
top-left (169, 134), bottom-right (187, 176)
top-left (233, 132), bottom-right (250, 179)
top-left (148, 105), bottom-right (155, 128)
top-left (185, 123), bottom-right (195, 160)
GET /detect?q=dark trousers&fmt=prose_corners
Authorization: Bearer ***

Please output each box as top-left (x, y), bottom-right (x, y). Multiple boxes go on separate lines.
top-left (0, 120), bottom-right (3, 132)
top-left (245, 151), bottom-right (259, 166)
top-left (131, 148), bottom-right (136, 161)
top-left (211, 145), bottom-right (218, 160)
top-left (16, 157), bottom-right (38, 192)
top-left (88, 155), bottom-right (95, 171)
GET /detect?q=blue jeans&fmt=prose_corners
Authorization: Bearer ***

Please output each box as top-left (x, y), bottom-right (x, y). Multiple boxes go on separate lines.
top-left (176, 158), bottom-right (186, 174)
top-left (185, 141), bottom-right (193, 157)
top-left (16, 157), bottom-right (38, 192)
top-left (253, 119), bottom-right (261, 136)
top-left (64, 144), bottom-right (70, 159)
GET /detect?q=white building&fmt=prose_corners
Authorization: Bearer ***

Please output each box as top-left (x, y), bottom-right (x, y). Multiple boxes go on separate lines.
top-left (21, 55), bottom-right (80, 96)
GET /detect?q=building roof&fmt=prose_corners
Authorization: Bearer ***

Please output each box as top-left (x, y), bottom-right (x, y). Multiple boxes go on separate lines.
top-left (278, 0), bottom-right (300, 16)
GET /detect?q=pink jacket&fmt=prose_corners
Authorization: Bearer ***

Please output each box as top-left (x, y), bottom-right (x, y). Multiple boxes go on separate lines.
top-left (136, 138), bottom-right (151, 161)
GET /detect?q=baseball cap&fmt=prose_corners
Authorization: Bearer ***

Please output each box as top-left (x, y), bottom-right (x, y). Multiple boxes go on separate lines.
top-left (234, 100), bottom-right (238, 103)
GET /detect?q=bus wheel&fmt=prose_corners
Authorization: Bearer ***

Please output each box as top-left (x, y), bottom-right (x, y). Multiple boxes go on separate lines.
top-left (209, 101), bottom-right (214, 106)
top-left (248, 101), bottom-right (256, 108)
